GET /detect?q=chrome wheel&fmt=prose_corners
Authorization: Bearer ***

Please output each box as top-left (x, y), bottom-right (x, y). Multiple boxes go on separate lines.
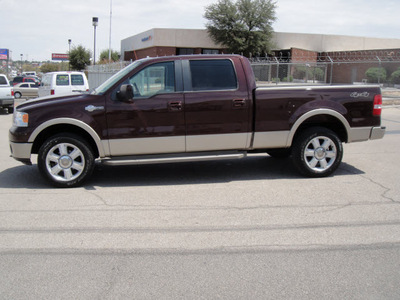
top-left (303, 136), bottom-right (337, 172)
top-left (38, 134), bottom-right (95, 187)
top-left (46, 143), bottom-right (85, 182)
top-left (292, 127), bottom-right (343, 177)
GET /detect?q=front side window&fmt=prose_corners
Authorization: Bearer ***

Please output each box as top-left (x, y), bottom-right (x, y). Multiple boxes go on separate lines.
top-left (71, 75), bottom-right (84, 86)
top-left (56, 75), bottom-right (69, 86)
top-left (129, 62), bottom-right (175, 98)
top-left (190, 59), bottom-right (237, 91)
top-left (21, 84), bottom-right (29, 88)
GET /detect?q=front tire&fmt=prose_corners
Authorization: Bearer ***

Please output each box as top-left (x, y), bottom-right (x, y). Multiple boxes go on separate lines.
top-left (14, 92), bottom-right (21, 99)
top-left (38, 134), bottom-right (95, 187)
top-left (292, 127), bottom-right (343, 177)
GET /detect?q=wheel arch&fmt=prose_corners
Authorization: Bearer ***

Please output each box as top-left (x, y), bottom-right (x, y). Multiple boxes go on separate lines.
top-left (29, 118), bottom-right (106, 158)
top-left (287, 109), bottom-right (350, 146)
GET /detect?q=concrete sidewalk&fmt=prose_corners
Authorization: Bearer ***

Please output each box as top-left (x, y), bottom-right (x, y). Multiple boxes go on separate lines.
top-left (382, 88), bottom-right (400, 106)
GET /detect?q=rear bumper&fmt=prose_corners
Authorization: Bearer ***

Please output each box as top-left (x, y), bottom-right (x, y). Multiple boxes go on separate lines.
top-left (348, 126), bottom-right (386, 142)
top-left (0, 98), bottom-right (14, 106)
top-left (9, 141), bottom-right (32, 165)
top-left (370, 126), bottom-right (386, 140)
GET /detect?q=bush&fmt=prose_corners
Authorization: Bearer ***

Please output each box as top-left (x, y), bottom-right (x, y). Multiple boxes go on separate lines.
top-left (283, 76), bottom-right (293, 82)
top-left (391, 68), bottom-right (400, 84)
top-left (365, 67), bottom-right (387, 83)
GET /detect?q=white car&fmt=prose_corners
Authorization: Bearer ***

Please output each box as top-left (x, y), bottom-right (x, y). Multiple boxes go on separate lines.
top-left (38, 71), bottom-right (89, 97)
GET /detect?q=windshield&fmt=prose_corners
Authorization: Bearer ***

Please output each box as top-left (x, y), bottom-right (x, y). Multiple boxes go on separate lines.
top-left (91, 59), bottom-right (146, 95)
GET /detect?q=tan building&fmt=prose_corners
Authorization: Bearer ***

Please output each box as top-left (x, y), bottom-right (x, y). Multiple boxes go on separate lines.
top-left (121, 28), bottom-right (400, 84)
top-left (121, 28), bottom-right (400, 60)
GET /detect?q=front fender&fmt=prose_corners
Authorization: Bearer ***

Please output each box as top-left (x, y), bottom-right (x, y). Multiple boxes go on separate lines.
top-left (28, 118), bottom-right (108, 157)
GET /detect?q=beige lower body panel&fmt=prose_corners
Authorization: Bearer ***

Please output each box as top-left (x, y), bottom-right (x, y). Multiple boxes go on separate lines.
top-left (252, 131), bottom-right (290, 149)
top-left (108, 133), bottom-right (251, 156)
top-left (186, 133), bottom-right (251, 152)
top-left (109, 136), bottom-right (185, 156)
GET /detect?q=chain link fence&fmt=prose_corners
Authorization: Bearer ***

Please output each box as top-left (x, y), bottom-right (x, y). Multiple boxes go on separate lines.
top-left (86, 51), bottom-right (400, 89)
top-left (250, 50), bottom-right (400, 86)
top-left (87, 61), bottom-right (131, 90)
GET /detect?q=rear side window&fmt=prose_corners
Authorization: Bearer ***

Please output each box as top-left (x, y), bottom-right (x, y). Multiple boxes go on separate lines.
top-left (190, 59), bottom-right (237, 91)
top-left (0, 76), bottom-right (7, 85)
top-left (71, 74), bottom-right (84, 86)
top-left (56, 75), bottom-right (69, 86)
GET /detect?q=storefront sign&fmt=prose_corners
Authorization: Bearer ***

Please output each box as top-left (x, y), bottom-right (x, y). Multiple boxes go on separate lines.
top-left (52, 53), bottom-right (69, 61)
top-left (141, 35), bottom-right (152, 42)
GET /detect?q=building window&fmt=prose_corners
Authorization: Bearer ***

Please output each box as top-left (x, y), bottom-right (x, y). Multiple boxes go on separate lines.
top-left (177, 48), bottom-right (195, 55)
top-left (202, 49), bottom-right (219, 55)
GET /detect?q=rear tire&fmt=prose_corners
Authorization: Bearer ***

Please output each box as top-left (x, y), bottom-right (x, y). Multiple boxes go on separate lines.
top-left (38, 134), bottom-right (95, 187)
top-left (292, 127), bottom-right (343, 177)
top-left (14, 92), bottom-right (21, 99)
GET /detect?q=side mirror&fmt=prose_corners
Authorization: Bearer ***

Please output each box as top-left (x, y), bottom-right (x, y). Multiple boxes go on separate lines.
top-left (117, 84), bottom-right (134, 102)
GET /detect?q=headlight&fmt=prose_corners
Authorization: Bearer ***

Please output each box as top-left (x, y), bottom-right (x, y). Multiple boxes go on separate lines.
top-left (13, 111), bottom-right (29, 127)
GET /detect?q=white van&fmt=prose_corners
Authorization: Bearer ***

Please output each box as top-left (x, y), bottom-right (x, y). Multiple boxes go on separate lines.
top-left (22, 71), bottom-right (37, 77)
top-left (38, 71), bottom-right (89, 97)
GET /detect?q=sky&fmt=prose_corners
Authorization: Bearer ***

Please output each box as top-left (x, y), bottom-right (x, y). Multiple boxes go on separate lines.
top-left (1, 0), bottom-right (400, 62)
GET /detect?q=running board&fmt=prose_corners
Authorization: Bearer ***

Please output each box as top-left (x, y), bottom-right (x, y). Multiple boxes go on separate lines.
top-left (101, 151), bottom-right (247, 166)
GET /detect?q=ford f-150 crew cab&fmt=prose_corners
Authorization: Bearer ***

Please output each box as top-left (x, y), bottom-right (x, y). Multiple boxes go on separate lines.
top-left (9, 55), bottom-right (386, 187)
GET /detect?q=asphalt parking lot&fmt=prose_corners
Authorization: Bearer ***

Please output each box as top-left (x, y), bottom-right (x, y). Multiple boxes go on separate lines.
top-left (0, 104), bottom-right (400, 298)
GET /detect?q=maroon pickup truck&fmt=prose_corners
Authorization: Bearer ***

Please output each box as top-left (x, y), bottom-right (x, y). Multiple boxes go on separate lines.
top-left (9, 55), bottom-right (385, 187)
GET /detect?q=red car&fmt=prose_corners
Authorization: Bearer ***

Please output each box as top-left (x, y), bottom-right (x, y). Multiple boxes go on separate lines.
top-left (12, 76), bottom-right (40, 86)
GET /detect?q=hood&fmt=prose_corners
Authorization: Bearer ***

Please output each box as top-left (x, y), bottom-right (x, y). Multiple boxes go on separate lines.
top-left (16, 93), bottom-right (92, 111)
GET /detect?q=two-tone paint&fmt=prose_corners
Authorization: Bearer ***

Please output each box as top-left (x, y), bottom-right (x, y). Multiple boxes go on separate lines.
top-left (9, 54), bottom-right (385, 166)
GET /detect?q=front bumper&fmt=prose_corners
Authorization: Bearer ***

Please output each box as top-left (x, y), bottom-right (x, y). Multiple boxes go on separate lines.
top-left (9, 141), bottom-right (32, 165)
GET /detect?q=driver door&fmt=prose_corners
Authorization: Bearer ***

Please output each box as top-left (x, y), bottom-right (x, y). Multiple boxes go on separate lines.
top-left (106, 61), bottom-right (186, 156)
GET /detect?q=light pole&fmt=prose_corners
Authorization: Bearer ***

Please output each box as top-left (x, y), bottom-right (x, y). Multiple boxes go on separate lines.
top-left (92, 17), bottom-right (98, 65)
top-left (109, 0), bottom-right (112, 62)
top-left (68, 39), bottom-right (71, 70)
top-left (20, 54), bottom-right (23, 74)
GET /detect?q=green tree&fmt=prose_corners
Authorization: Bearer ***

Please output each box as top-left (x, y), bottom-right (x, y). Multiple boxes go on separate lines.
top-left (41, 63), bottom-right (61, 73)
top-left (365, 67), bottom-right (387, 83)
top-left (99, 49), bottom-right (120, 63)
top-left (391, 67), bottom-right (400, 84)
top-left (69, 45), bottom-right (91, 71)
top-left (204, 0), bottom-right (277, 57)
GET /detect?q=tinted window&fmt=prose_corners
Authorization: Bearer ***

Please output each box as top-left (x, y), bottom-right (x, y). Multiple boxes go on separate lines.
top-left (0, 76), bottom-right (6, 85)
top-left (129, 62), bottom-right (175, 98)
top-left (56, 75), bottom-right (69, 86)
top-left (71, 75), bottom-right (84, 86)
top-left (21, 84), bottom-right (29, 88)
top-left (190, 60), bottom-right (237, 91)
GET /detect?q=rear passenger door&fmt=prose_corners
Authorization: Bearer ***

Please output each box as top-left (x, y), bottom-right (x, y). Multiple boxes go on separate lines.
top-left (183, 58), bottom-right (252, 152)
